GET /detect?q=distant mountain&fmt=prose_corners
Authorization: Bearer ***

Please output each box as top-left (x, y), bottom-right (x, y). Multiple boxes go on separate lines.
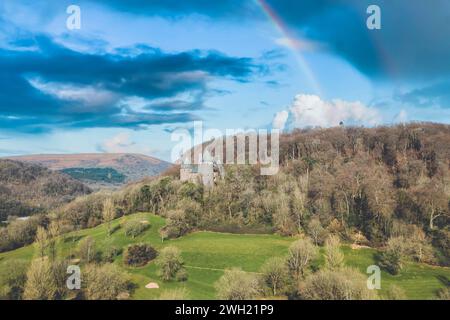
top-left (0, 159), bottom-right (91, 221)
top-left (5, 153), bottom-right (172, 189)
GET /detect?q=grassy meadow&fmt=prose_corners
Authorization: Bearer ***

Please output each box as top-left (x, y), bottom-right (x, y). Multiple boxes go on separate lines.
top-left (0, 212), bottom-right (448, 300)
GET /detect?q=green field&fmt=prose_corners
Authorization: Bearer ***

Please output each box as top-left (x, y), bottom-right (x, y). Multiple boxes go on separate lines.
top-left (0, 212), bottom-right (448, 300)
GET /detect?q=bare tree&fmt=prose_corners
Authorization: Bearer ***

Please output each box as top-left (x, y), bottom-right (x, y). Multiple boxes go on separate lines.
top-left (287, 238), bottom-right (318, 280)
top-left (102, 198), bottom-right (116, 236)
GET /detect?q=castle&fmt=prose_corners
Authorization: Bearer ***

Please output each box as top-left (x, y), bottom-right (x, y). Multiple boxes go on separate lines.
top-left (180, 150), bottom-right (224, 189)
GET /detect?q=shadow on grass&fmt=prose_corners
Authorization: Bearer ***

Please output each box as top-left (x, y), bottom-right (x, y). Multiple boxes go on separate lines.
top-left (436, 274), bottom-right (449, 287)
top-left (110, 225), bottom-right (121, 235)
top-left (64, 235), bottom-right (84, 243)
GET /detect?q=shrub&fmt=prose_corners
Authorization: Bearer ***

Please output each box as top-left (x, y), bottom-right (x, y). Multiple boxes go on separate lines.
top-left (123, 243), bottom-right (157, 267)
top-left (385, 285), bottom-right (407, 300)
top-left (83, 264), bottom-right (130, 300)
top-left (124, 219), bottom-right (149, 238)
top-left (215, 268), bottom-right (261, 300)
top-left (102, 245), bottom-right (122, 263)
top-left (156, 246), bottom-right (186, 281)
top-left (436, 287), bottom-right (450, 300)
top-left (298, 267), bottom-right (376, 300)
top-left (0, 259), bottom-right (28, 299)
top-left (175, 269), bottom-right (188, 282)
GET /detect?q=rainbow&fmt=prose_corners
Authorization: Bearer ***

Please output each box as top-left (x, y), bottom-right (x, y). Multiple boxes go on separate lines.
top-left (255, 0), bottom-right (322, 95)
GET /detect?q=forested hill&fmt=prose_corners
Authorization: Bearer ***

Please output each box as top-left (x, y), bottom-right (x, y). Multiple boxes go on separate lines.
top-left (0, 159), bottom-right (91, 221)
top-left (5, 153), bottom-right (172, 189)
top-left (1, 123), bottom-right (448, 267)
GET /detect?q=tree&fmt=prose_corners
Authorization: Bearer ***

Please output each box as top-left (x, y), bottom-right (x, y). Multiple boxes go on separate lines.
top-left (102, 198), bottom-right (116, 236)
top-left (34, 226), bottom-right (49, 259)
top-left (378, 237), bottom-right (406, 275)
top-left (324, 235), bottom-right (345, 270)
top-left (412, 179), bottom-right (449, 230)
top-left (78, 236), bottom-right (97, 263)
top-left (83, 264), bottom-right (130, 300)
top-left (157, 246), bottom-right (186, 281)
top-left (287, 238), bottom-right (318, 280)
top-left (47, 221), bottom-right (60, 261)
top-left (260, 257), bottom-right (289, 296)
top-left (307, 218), bottom-right (325, 245)
top-left (271, 192), bottom-right (297, 236)
top-left (162, 209), bottom-right (190, 239)
top-left (298, 267), bottom-right (375, 300)
top-left (23, 258), bottom-right (57, 300)
top-left (215, 268), bottom-right (260, 300)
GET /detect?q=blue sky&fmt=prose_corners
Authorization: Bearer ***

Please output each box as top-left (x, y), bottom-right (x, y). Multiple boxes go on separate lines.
top-left (0, 0), bottom-right (449, 161)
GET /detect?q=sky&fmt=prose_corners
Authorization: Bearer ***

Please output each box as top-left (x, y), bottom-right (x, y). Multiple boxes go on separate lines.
top-left (0, 0), bottom-right (449, 161)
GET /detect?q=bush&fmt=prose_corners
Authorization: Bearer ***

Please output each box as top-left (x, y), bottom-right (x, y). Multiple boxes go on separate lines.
top-left (436, 287), bottom-right (450, 300)
top-left (83, 264), bottom-right (130, 300)
top-left (215, 268), bottom-right (261, 300)
top-left (385, 285), bottom-right (407, 300)
top-left (123, 243), bottom-right (157, 267)
top-left (0, 259), bottom-right (28, 299)
top-left (298, 267), bottom-right (376, 300)
top-left (124, 219), bottom-right (149, 238)
top-left (156, 246), bottom-right (186, 281)
top-left (175, 269), bottom-right (188, 282)
top-left (102, 245), bottom-right (122, 263)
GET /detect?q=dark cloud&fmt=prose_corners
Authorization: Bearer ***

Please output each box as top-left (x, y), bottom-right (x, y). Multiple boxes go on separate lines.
top-left (97, 0), bottom-right (450, 81)
top-left (0, 34), bottom-right (261, 132)
top-left (95, 0), bottom-right (259, 19)
top-left (263, 0), bottom-right (450, 80)
top-left (397, 82), bottom-right (450, 109)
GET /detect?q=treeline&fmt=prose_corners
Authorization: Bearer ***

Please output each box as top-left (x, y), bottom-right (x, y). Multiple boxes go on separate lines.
top-left (1, 123), bottom-right (449, 267)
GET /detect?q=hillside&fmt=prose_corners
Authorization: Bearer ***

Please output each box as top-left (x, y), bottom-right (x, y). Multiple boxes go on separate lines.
top-left (0, 123), bottom-right (449, 300)
top-left (0, 159), bottom-right (91, 221)
top-left (5, 153), bottom-right (172, 189)
top-left (1, 212), bottom-right (448, 299)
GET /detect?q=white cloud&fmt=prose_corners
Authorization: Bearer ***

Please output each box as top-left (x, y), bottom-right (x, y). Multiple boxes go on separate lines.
top-left (273, 94), bottom-right (381, 130)
top-left (28, 78), bottom-right (119, 108)
top-left (97, 132), bottom-right (154, 155)
top-left (272, 110), bottom-right (289, 129)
